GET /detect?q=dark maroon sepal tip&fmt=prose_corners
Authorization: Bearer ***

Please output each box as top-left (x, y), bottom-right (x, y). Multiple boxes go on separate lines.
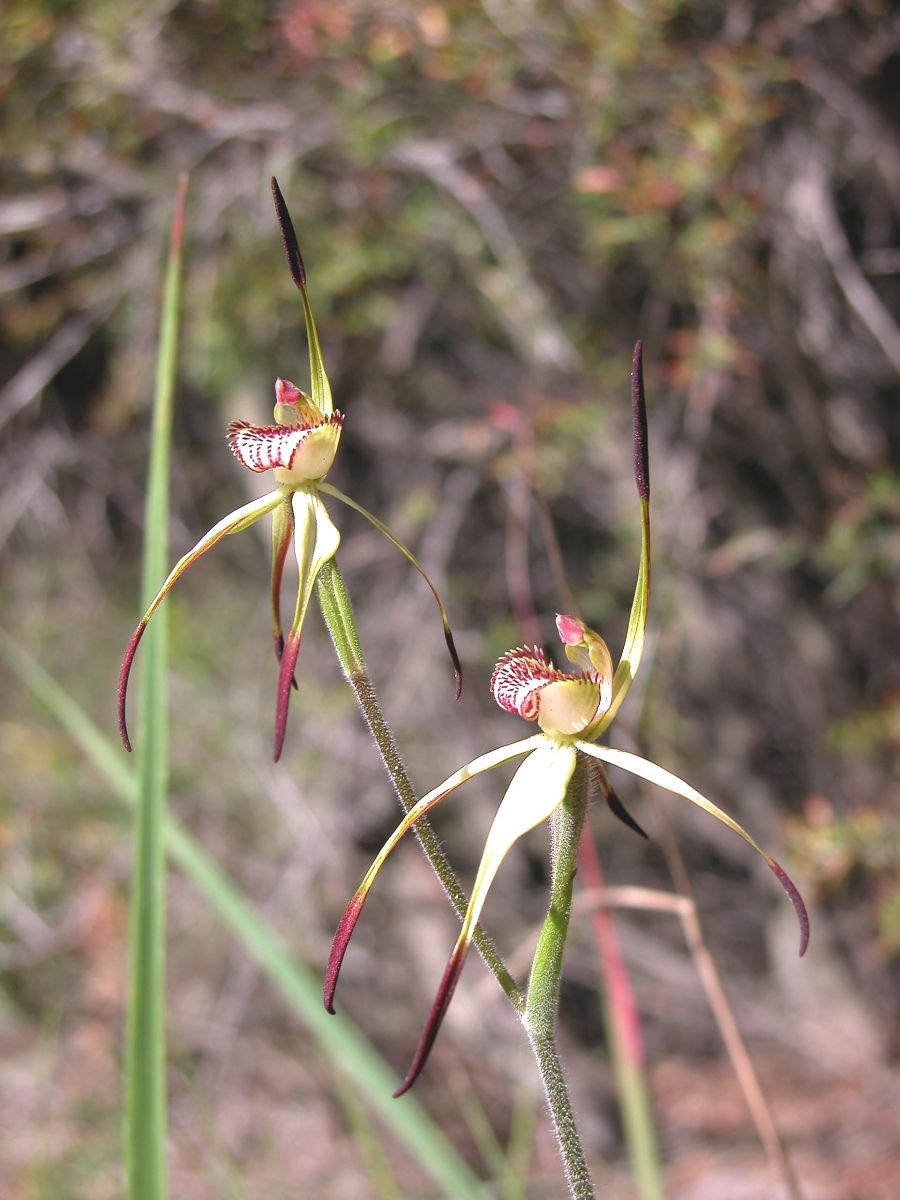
top-left (631, 340), bottom-right (649, 502)
top-left (117, 623), bottom-right (146, 752)
top-left (445, 630), bottom-right (463, 700)
top-left (272, 633), bottom-right (302, 762)
top-left (323, 893), bottom-right (366, 1015)
top-left (271, 176), bottom-right (307, 290)
top-left (769, 859), bottom-right (810, 957)
top-left (392, 945), bottom-right (466, 1098)
top-left (605, 787), bottom-right (649, 840)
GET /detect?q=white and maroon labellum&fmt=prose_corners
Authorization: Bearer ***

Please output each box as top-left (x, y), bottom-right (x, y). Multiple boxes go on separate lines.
top-left (491, 645), bottom-right (609, 737)
top-left (226, 411), bottom-right (344, 485)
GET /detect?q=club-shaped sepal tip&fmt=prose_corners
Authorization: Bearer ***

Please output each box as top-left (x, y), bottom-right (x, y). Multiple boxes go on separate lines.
top-left (392, 941), bottom-right (469, 1098)
top-left (605, 786), bottom-right (649, 840)
top-left (769, 859), bottom-right (810, 957)
top-left (271, 176), bottom-right (307, 290)
top-left (446, 629), bottom-right (463, 700)
top-left (631, 340), bottom-right (649, 501)
top-left (324, 889), bottom-right (367, 1014)
top-left (117, 623), bottom-right (147, 751)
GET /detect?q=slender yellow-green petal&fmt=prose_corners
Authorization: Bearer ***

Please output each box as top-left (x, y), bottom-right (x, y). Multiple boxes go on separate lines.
top-left (319, 482), bottom-right (462, 697)
top-left (272, 490), bottom-right (342, 761)
top-left (118, 488), bottom-right (284, 751)
top-left (577, 742), bottom-right (809, 956)
top-left (324, 735), bottom-right (541, 1014)
top-left (270, 497), bottom-right (296, 683)
top-left (587, 342), bottom-right (650, 740)
top-left (271, 177), bottom-right (332, 416)
top-left (395, 739), bottom-right (578, 1096)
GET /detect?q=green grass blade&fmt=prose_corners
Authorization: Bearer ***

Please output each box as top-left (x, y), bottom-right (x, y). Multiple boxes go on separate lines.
top-left (127, 174), bottom-right (188, 1200)
top-left (502, 1080), bottom-right (539, 1200)
top-left (447, 1065), bottom-right (527, 1200)
top-left (0, 633), bottom-right (486, 1200)
top-left (324, 1067), bottom-right (403, 1200)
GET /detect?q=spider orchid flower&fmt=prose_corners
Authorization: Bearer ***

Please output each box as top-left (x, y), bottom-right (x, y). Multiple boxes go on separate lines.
top-left (324, 343), bottom-right (809, 1096)
top-left (118, 178), bottom-right (460, 762)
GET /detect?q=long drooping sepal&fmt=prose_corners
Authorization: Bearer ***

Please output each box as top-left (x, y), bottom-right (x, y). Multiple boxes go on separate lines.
top-left (271, 176), bottom-right (332, 416)
top-left (272, 489), bottom-right (341, 762)
top-left (395, 740), bottom-right (578, 1097)
top-left (319, 482), bottom-right (463, 698)
top-left (118, 488), bottom-right (284, 752)
top-left (270, 497), bottom-right (297, 688)
top-left (324, 735), bottom-right (541, 1016)
top-left (588, 341), bottom-right (651, 740)
top-left (577, 743), bottom-right (809, 955)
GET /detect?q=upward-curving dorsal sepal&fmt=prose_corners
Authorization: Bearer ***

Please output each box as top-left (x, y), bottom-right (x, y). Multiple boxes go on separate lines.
top-left (270, 176), bottom-right (332, 415)
top-left (631, 340), bottom-right (649, 502)
top-left (271, 176), bottom-right (307, 289)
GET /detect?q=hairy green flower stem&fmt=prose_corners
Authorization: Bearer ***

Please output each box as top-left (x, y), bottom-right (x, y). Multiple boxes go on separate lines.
top-left (524, 758), bottom-right (594, 1200)
top-left (315, 560), bottom-right (522, 1008)
top-left (318, 562), bottom-right (595, 1195)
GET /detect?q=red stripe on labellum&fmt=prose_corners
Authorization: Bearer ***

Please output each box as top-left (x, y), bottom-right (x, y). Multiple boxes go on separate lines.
top-left (271, 176), bottom-right (307, 289)
top-left (117, 619), bottom-right (148, 752)
top-left (273, 632), bottom-right (302, 762)
top-left (323, 888), bottom-right (368, 1014)
top-left (768, 859), bottom-right (810, 957)
top-left (631, 340), bottom-right (649, 501)
top-left (393, 940), bottom-right (469, 1097)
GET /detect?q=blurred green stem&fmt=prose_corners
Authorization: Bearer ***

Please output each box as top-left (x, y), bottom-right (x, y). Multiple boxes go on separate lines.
top-left (316, 559), bottom-right (522, 1008)
top-left (125, 174), bottom-right (187, 1200)
top-left (523, 758), bottom-right (593, 1200)
top-left (317, 562), bottom-right (594, 1196)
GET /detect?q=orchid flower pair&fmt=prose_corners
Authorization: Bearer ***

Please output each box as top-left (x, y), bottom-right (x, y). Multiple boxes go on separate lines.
top-left (118, 178), bottom-right (459, 761)
top-left (325, 344), bottom-right (810, 1097)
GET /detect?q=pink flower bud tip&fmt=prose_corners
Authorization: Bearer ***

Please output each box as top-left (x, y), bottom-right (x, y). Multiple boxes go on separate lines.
top-left (275, 378), bottom-right (303, 406)
top-left (555, 614), bottom-right (585, 645)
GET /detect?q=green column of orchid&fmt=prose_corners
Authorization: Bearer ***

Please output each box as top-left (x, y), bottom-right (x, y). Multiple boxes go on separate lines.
top-left (315, 558), bottom-right (523, 1009)
top-left (523, 756), bottom-right (594, 1200)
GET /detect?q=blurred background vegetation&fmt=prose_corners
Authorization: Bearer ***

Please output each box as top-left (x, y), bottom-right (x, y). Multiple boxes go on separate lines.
top-left (1, 1), bottom-right (898, 1196)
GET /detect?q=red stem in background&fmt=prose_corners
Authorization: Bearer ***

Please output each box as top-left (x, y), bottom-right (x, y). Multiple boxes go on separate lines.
top-left (578, 817), bottom-right (644, 1068)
